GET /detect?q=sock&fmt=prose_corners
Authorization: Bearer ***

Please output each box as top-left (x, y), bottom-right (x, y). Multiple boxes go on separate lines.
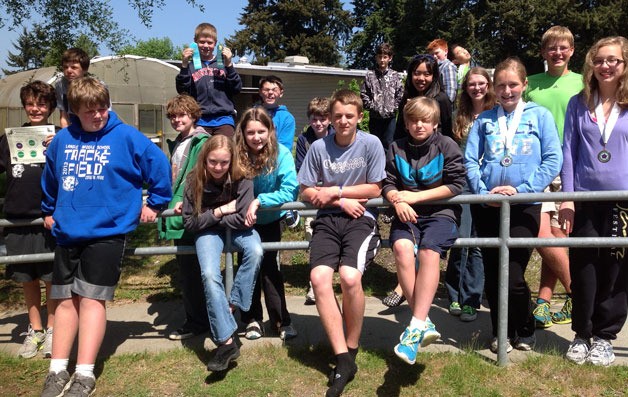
top-left (49, 358), bottom-right (69, 374)
top-left (75, 363), bottom-right (95, 378)
top-left (536, 298), bottom-right (548, 304)
top-left (347, 346), bottom-right (359, 361)
top-left (409, 316), bottom-right (427, 330)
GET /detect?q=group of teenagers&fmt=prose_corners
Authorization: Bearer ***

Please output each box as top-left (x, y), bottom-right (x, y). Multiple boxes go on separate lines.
top-left (1, 20), bottom-right (627, 397)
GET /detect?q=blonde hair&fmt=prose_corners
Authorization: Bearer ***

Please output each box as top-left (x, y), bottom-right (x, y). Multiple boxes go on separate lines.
top-left (330, 89), bottom-right (363, 114)
top-left (454, 67), bottom-right (496, 142)
top-left (188, 135), bottom-right (244, 216)
top-left (166, 95), bottom-right (202, 122)
top-left (235, 107), bottom-right (278, 178)
top-left (307, 97), bottom-right (331, 118)
top-left (541, 26), bottom-right (575, 50)
top-left (194, 23), bottom-right (217, 42)
top-left (67, 76), bottom-right (109, 113)
top-left (403, 97), bottom-right (440, 125)
top-left (582, 36), bottom-right (628, 110)
top-left (494, 57), bottom-right (527, 85)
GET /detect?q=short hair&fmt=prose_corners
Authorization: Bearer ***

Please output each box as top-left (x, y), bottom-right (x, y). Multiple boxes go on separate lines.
top-left (376, 43), bottom-right (394, 57)
top-left (404, 97), bottom-right (440, 125)
top-left (259, 75), bottom-right (284, 91)
top-left (307, 97), bottom-right (331, 118)
top-left (67, 77), bottom-right (110, 113)
top-left (427, 38), bottom-right (448, 53)
top-left (61, 47), bottom-right (90, 71)
top-left (166, 95), bottom-right (202, 122)
top-left (330, 89), bottom-right (363, 114)
top-left (494, 57), bottom-right (527, 85)
top-left (583, 36), bottom-right (628, 110)
top-left (20, 81), bottom-right (57, 112)
top-left (541, 26), bottom-right (575, 50)
top-left (194, 23), bottom-right (217, 42)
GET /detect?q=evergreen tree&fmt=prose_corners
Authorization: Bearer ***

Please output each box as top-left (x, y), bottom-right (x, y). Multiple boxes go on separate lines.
top-left (2, 26), bottom-right (48, 75)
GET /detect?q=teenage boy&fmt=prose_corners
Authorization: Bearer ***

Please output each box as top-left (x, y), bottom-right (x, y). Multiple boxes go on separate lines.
top-left (451, 44), bottom-right (472, 98)
top-left (360, 42), bottom-right (403, 151)
top-left (524, 26), bottom-right (583, 329)
top-left (176, 22), bottom-right (242, 137)
top-left (258, 75), bottom-right (296, 150)
top-left (40, 77), bottom-right (172, 397)
top-left (1, 81), bottom-right (58, 359)
top-left (384, 97), bottom-right (465, 364)
top-left (55, 48), bottom-right (90, 128)
top-left (160, 94), bottom-right (210, 340)
top-left (298, 89), bottom-right (386, 397)
top-left (427, 38), bottom-right (458, 104)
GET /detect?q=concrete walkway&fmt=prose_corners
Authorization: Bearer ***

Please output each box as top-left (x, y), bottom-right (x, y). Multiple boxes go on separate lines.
top-left (1, 296), bottom-right (626, 366)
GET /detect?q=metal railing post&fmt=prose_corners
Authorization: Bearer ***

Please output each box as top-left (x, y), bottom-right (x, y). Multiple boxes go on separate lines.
top-left (497, 201), bottom-right (511, 366)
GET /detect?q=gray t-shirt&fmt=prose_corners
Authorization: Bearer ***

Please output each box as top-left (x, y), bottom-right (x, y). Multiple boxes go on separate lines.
top-left (298, 130), bottom-right (386, 218)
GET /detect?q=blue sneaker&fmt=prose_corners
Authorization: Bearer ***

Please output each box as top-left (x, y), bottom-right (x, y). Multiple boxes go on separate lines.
top-left (398, 317), bottom-right (441, 346)
top-left (394, 327), bottom-right (422, 364)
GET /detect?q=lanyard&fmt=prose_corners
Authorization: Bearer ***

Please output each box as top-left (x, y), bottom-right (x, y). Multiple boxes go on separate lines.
top-left (497, 100), bottom-right (525, 154)
top-left (594, 93), bottom-right (620, 146)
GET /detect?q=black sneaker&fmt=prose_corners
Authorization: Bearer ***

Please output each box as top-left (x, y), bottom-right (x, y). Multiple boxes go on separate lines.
top-left (284, 210), bottom-right (300, 228)
top-left (206, 341), bottom-right (240, 372)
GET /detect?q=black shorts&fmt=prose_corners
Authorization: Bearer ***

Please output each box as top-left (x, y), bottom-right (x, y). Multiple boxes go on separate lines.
top-left (389, 216), bottom-right (458, 259)
top-left (4, 225), bottom-right (55, 283)
top-left (51, 235), bottom-right (126, 301)
top-left (309, 214), bottom-right (380, 273)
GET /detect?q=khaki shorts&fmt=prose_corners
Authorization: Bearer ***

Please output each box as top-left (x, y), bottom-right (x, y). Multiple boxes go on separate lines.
top-left (541, 176), bottom-right (562, 228)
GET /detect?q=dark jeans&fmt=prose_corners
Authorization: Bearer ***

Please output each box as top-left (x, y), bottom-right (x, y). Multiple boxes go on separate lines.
top-left (175, 238), bottom-right (209, 333)
top-left (472, 204), bottom-right (540, 338)
top-left (368, 116), bottom-right (396, 152)
top-left (240, 220), bottom-right (292, 329)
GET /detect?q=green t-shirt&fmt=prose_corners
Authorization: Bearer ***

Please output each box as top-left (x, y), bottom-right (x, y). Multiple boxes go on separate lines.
top-left (524, 71), bottom-right (584, 142)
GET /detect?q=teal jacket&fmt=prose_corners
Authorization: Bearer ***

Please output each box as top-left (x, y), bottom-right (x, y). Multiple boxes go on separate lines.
top-left (159, 127), bottom-right (209, 240)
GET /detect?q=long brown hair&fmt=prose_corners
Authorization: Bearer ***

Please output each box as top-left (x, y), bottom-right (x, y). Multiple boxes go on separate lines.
top-left (235, 107), bottom-right (278, 178)
top-left (188, 135), bottom-right (244, 216)
top-left (454, 67), bottom-right (496, 142)
top-left (582, 36), bottom-right (628, 110)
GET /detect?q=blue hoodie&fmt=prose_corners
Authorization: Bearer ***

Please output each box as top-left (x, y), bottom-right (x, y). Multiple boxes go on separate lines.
top-left (41, 111), bottom-right (172, 245)
top-left (465, 102), bottom-right (562, 197)
top-left (267, 105), bottom-right (296, 151)
top-left (253, 144), bottom-right (298, 225)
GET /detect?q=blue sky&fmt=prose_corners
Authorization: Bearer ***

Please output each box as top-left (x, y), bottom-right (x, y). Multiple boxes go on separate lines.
top-left (0, 1), bottom-right (249, 71)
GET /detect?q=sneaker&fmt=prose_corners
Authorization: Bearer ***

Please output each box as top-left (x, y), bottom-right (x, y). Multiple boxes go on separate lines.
top-left (41, 328), bottom-right (53, 358)
top-left (460, 305), bottom-right (478, 322)
top-left (245, 320), bottom-right (264, 340)
top-left (65, 373), bottom-right (96, 397)
top-left (394, 327), bottom-right (422, 364)
top-left (17, 325), bottom-right (44, 358)
top-left (380, 213), bottom-right (394, 224)
top-left (279, 324), bottom-right (298, 340)
top-left (168, 327), bottom-right (196, 341)
top-left (284, 210), bottom-right (300, 229)
top-left (490, 337), bottom-right (513, 354)
top-left (304, 283), bottom-right (316, 305)
top-left (565, 337), bottom-right (590, 365)
top-left (551, 296), bottom-right (572, 325)
top-left (206, 341), bottom-right (240, 372)
top-left (449, 302), bottom-right (462, 316)
top-left (586, 336), bottom-right (615, 366)
top-left (514, 334), bottom-right (536, 351)
top-left (41, 370), bottom-right (71, 397)
top-left (533, 299), bottom-right (553, 328)
top-left (421, 320), bottom-right (441, 347)
top-left (326, 360), bottom-right (357, 397)
top-left (382, 291), bottom-right (405, 307)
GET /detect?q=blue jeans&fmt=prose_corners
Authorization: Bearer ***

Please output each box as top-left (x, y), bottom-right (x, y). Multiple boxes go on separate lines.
top-left (195, 228), bottom-right (263, 343)
top-left (445, 200), bottom-right (484, 308)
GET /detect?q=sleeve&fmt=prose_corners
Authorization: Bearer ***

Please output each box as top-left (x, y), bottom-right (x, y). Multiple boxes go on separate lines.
top-left (224, 65), bottom-right (242, 95)
top-left (41, 139), bottom-right (59, 216)
top-left (297, 142), bottom-right (321, 187)
top-left (0, 135), bottom-right (9, 174)
top-left (441, 138), bottom-right (466, 196)
top-left (382, 143), bottom-right (400, 197)
top-left (295, 134), bottom-right (308, 173)
top-left (560, 97), bottom-right (579, 192)
top-left (182, 183), bottom-right (221, 233)
top-left (139, 142), bottom-right (173, 210)
top-left (464, 119), bottom-right (489, 195)
top-left (514, 109), bottom-right (563, 193)
top-left (366, 136), bottom-right (387, 183)
top-left (360, 73), bottom-right (374, 111)
top-left (276, 113), bottom-right (296, 151)
top-left (55, 80), bottom-right (67, 113)
top-left (175, 67), bottom-right (194, 96)
top-left (257, 147), bottom-right (299, 207)
top-left (442, 63), bottom-right (458, 103)
top-left (394, 73), bottom-right (404, 109)
top-left (220, 179), bottom-right (255, 230)
top-left (438, 93), bottom-right (453, 139)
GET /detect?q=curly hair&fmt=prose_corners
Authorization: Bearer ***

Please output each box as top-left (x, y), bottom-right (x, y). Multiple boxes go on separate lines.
top-left (454, 67), bottom-right (496, 143)
top-left (235, 107), bottom-right (278, 178)
top-left (582, 36), bottom-right (628, 110)
top-left (20, 80), bottom-right (57, 113)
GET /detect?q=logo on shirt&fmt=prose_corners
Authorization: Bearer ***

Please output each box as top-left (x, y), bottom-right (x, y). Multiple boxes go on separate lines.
top-left (323, 157), bottom-right (367, 174)
top-left (62, 175), bottom-right (78, 192)
top-left (62, 144), bottom-right (111, 181)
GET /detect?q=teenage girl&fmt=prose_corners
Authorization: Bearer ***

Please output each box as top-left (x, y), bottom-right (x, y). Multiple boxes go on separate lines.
top-left (182, 134), bottom-right (263, 372)
top-left (236, 107), bottom-right (299, 341)
top-left (445, 67), bottom-right (496, 321)
top-left (464, 57), bottom-right (562, 353)
top-left (560, 36), bottom-right (628, 366)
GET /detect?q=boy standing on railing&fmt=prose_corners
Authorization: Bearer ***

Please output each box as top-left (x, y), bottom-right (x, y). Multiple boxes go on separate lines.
top-left (298, 89), bottom-right (386, 397)
top-left (40, 77), bottom-right (171, 396)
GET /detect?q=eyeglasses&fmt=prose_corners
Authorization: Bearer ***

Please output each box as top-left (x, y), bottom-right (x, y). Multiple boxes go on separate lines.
top-left (592, 58), bottom-right (625, 67)
top-left (467, 82), bottom-right (487, 89)
top-left (546, 46), bottom-right (572, 54)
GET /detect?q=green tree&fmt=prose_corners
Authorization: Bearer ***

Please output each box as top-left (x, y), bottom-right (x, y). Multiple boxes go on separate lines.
top-left (1, 25), bottom-right (48, 75)
top-left (227, 0), bottom-right (353, 66)
top-left (120, 37), bottom-right (178, 59)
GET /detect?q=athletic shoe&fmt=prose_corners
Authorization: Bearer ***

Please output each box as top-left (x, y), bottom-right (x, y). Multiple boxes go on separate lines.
top-left (279, 324), bottom-right (298, 340)
top-left (284, 210), bottom-right (300, 229)
top-left (394, 327), bottom-right (422, 364)
top-left (41, 370), bottom-right (71, 397)
top-left (421, 320), bottom-right (441, 347)
top-left (460, 305), bottom-right (478, 322)
top-left (551, 296), bottom-right (572, 325)
top-left (490, 337), bottom-right (513, 354)
top-left (245, 320), bottom-right (264, 340)
top-left (17, 325), bottom-right (44, 358)
top-left (206, 341), bottom-right (240, 372)
top-left (514, 334), bottom-right (536, 351)
top-left (533, 299), bottom-right (553, 328)
top-left (65, 373), bottom-right (96, 397)
top-left (586, 337), bottom-right (615, 366)
top-left (168, 327), bottom-right (197, 341)
top-left (448, 302), bottom-right (462, 316)
top-left (565, 337), bottom-right (590, 365)
top-left (41, 328), bottom-right (53, 358)
top-left (304, 282), bottom-right (316, 305)
top-left (382, 291), bottom-right (405, 307)
top-left (326, 360), bottom-right (357, 397)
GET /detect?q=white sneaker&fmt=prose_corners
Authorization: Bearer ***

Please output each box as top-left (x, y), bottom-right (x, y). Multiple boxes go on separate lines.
top-left (490, 337), bottom-right (513, 353)
top-left (586, 336), bottom-right (615, 366)
top-left (565, 337), bottom-right (590, 365)
top-left (514, 334), bottom-right (536, 351)
top-left (41, 328), bottom-right (53, 358)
